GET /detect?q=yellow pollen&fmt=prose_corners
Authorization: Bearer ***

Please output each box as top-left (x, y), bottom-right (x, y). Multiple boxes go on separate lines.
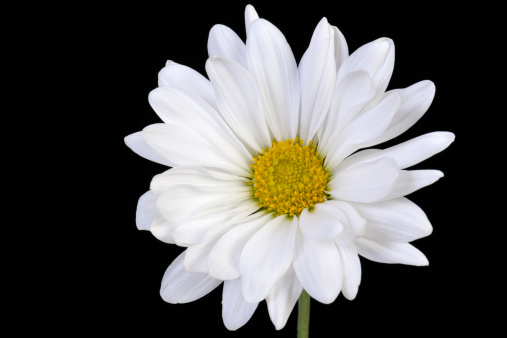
top-left (249, 137), bottom-right (329, 217)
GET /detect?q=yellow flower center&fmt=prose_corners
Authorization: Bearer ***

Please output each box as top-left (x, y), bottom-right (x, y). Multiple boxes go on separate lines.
top-left (249, 138), bottom-right (329, 217)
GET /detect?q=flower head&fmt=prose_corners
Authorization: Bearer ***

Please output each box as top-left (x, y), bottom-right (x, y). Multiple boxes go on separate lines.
top-left (125, 4), bottom-right (454, 331)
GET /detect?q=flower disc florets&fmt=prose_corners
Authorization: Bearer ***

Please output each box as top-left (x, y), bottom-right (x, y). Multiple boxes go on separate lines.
top-left (250, 137), bottom-right (329, 217)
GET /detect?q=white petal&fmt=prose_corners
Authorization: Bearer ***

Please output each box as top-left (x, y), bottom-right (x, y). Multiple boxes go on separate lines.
top-left (184, 222), bottom-right (235, 273)
top-left (351, 198), bottom-right (432, 242)
top-left (318, 70), bottom-right (376, 158)
top-left (208, 24), bottom-right (247, 68)
top-left (337, 243), bottom-right (361, 300)
top-left (160, 194), bottom-right (259, 247)
top-left (266, 266), bottom-right (302, 330)
top-left (327, 201), bottom-right (366, 245)
top-left (337, 37), bottom-right (394, 96)
top-left (334, 149), bottom-right (382, 172)
top-left (206, 56), bottom-right (271, 152)
top-left (156, 185), bottom-right (251, 223)
top-left (171, 200), bottom-right (259, 247)
top-left (125, 132), bottom-right (175, 167)
top-left (147, 86), bottom-right (252, 172)
top-left (143, 123), bottom-right (250, 176)
top-left (370, 80), bottom-right (436, 145)
top-left (208, 214), bottom-right (273, 280)
top-left (150, 218), bottom-right (178, 244)
top-left (158, 60), bottom-right (218, 111)
top-left (329, 158), bottom-right (399, 203)
top-left (332, 26), bottom-right (348, 70)
top-left (150, 166), bottom-right (247, 195)
top-left (148, 86), bottom-right (240, 139)
top-left (222, 278), bottom-right (259, 331)
top-left (173, 211), bottom-right (237, 248)
top-left (241, 215), bottom-right (298, 303)
top-left (354, 238), bottom-right (429, 266)
top-left (244, 5), bottom-right (259, 36)
top-left (336, 132), bottom-right (455, 171)
top-left (160, 251), bottom-right (222, 304)
top-left (298, 18), bottom-right (336, 142)
top-left (378, 132), bottom-right (455, 169)
top-left (324, 91), bottom-right (400, 171)
top-left (298, 203), bottom-right (344, 240)
top-left (293, 230), bottom-right (342, 304)
top-left (135, 190), bottom-right (159, 230)
top-left (383, 170), bottom-right (443, 200)
top-left (330, 70), bottom-right (376, 129)
top-left (247, 19), bottom-right (299, 141)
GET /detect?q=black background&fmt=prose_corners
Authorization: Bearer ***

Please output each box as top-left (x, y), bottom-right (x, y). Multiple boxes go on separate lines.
top-left (5, 1), bottom-right (503, 336)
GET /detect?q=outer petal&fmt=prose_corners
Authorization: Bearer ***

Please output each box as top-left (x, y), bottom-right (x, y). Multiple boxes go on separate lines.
top-left (208, 214), bottom-right (273, 280)
top-left (293, 230), bottom-right (342, 304)
top-left (135, 190), bottom-right (159, 230)
top-left (247, 19), bottom-right (299, 141)
top-left (382, 170), bottom-right (444, 200)
top-left (328, 201), bottom-right (366, 245)
top-left (354, 238), bottom-right (429, 266)
top-left (241, 216), bottom-right (298, 303)
top-left (375, 132), bottom-right (455, 169)
top-left (148, 86), bottom-right (234, 136)
top-left (208, 24), bottom-right (247, 68)
top-left (157, 60), bottom-right (218, 111)
top-left (266, 266), bottom-right (302, 330)
top-left (124, 132), bottom-right (175, 167)
top-left (206, 56), bottom-right (271, 153)
top-left (173, 202), bottom-right (255, 248)
top-left (351, 198), bottom-right (432, 242)
top-left (298, 18), bottom-right (336, 142)
top-left (298, 203), bottom-right (344, 240)
top-left (160, 251), bottom-right (222, 304)
top-left (244, 4), bottom-right (259, 36)
top-left (184, 222), bottom-right (235, 273)
top-left (156, 184), bottom-right (251, 223)
top-left (336, 37), bottom-right (394, 97)
top-left (369, 80), bottom-right (436, 146)
top-left (147, 86), bottom-right (252, 174)
top-left (318, 70), bottom-right (376, 158)
top-left (324, 91), bottom-right (400, 171)
top-left (222, 278), bottom-right (259, 331)
top-left (143, 123), bottom-right (250, 176)
top-left (337, 243), bottom-right (361, 300)
top-left (152, 168), bottom-right (259, 245)
top-left (150, 218), bottom-right (178, 244)
top-left (337, 132), bottom-right (455, 171)
top-left (328, 158), bottom-right (399, 203)
top-left (332, 26), bottom-right (348, 69)
top-left (150, 166), bottom-right (248, 195)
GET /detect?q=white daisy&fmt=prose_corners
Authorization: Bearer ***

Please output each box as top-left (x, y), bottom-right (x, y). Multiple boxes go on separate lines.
top-left (125, 4), bottom-right (454, 331)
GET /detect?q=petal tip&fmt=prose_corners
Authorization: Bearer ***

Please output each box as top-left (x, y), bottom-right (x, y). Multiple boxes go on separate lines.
top-left (274, 322), bottom-right (285, 331)
top-left (124, 134), bottom-right (133, 147)
top-left (419, 80), bottom-right (436, 93)
top-left (223, 319), bottom-right (241, 331)
top-left (446, 132), bottom-right (456, 143)
top-left (319, 17), bottom-right (329, 25)
top-left (374, 37), bottom-right (394, 49)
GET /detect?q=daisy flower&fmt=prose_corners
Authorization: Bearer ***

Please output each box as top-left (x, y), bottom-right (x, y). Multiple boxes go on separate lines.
top-left (125, 4), bottom-right (454, 332)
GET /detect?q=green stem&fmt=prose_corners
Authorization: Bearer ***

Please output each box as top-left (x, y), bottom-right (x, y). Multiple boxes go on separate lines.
top-left (297, 290), bottom-right (310, 338)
